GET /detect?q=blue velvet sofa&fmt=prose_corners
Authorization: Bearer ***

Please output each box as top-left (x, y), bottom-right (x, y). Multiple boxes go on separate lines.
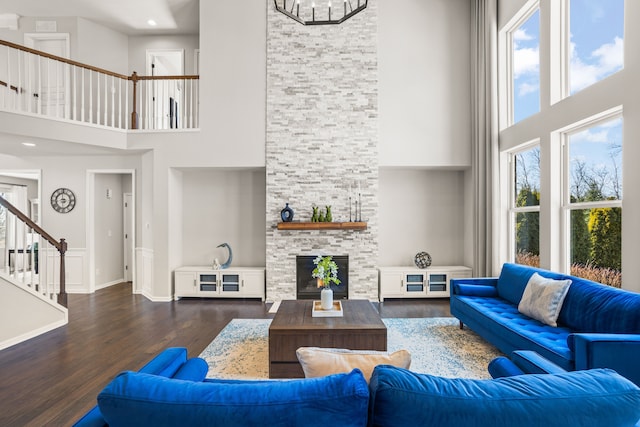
top-left (73, 346), bottom-right (640, 427)
top-left (451, 262), bottom-right (640, 385)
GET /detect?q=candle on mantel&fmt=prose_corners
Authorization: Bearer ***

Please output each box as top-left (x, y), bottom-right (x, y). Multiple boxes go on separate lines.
top-left (328, 1), bottom-right (332, 20)
top-left (296, 0), bottom-right (300, 16)
top-left (312, 2), bottom-right (316, 21)
top-left (344, 0), bottom-right (347, 15)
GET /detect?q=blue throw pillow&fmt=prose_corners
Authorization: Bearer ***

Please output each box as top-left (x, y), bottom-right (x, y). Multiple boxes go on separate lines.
top-left (98, 369), bottom-right (369, 427)
top-left (368, 365), bottom-right (640, 427)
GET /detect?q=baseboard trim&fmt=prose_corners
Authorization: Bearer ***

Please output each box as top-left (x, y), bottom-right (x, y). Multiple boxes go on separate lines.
top-left (95, 279), bottom-right (126, 291)
top-left (0, 318), bottom-right (68, 351)
top-left (141, 289), bottom-right (172, 302)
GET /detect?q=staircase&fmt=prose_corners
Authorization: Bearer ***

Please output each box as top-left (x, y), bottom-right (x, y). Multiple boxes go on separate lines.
top-left (0, 195), bottom-right (68, 351)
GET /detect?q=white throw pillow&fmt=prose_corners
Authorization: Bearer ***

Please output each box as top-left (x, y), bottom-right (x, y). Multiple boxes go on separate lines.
top-left (518, 272), bottom-right (572, 327)
top-left (296, 347), bottom-right (411, 383)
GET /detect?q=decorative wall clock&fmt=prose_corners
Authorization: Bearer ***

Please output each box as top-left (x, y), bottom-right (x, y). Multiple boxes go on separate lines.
top-left (50, 188), bottom-right (76, 213)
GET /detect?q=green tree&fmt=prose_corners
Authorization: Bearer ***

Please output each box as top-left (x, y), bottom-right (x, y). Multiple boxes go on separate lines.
top-left (515, 188), bottom-right (540, 256)
top-left (570, 208), bottom-right (591, 265)
top-left (588, 207), bottom-right (622, 270)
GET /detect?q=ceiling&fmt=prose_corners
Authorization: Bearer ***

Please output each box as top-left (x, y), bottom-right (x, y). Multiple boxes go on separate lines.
top-left (1, 0), bottom-right (199, 35)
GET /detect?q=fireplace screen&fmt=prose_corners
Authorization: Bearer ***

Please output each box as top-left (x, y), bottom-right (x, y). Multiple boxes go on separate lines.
top-left (296, 255), bottom-right (348, 300)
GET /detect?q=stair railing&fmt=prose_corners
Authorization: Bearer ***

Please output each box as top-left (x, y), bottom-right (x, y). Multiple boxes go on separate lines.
top-left (0, 39), bottom-right (199, 130)
top-left (0, 195), bottom-right (67, 307)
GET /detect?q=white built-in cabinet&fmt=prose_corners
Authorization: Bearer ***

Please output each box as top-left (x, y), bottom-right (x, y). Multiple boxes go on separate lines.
top-left (378, 266), bottom-right (472, 301)
top-left (174, 266), bottom-right (265, 301)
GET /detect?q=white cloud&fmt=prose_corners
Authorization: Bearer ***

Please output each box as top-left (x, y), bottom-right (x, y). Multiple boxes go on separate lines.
top-left (518, 82), bottom-right (538, 97)
top-left (513, 28), bottom-right (533, 42)
top-left (592, 36), bottom-right (624, 71)
top-left (570, 37), bottom-right (624, 93)
top-left (513, 46), bottom-right (539, 79)
top-left (572, 127), bottom-right (615, 145)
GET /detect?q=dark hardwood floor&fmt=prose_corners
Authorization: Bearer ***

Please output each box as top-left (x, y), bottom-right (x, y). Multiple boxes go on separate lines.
top-left (0, 283), bottom-right (451, 426)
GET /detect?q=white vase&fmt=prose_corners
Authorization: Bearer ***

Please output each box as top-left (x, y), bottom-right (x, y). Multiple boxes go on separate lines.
top-left (320, 288), bottom-right (333, 310)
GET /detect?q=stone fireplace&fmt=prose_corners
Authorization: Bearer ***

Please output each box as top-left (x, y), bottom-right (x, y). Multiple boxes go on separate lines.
top-left (265, 0), bottom-right (379, 302)
top-left (296, 255), bottom-right (349, 300)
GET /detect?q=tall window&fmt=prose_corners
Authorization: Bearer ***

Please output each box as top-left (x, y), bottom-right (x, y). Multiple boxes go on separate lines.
top-left (569, 0), bottom-right (624, 95)
top-left (510, 145), bottom-right (540, 266)
top-left (564, 115), bottom-right (622, 286)
top-left (511, 7), bottom-right (540, 124)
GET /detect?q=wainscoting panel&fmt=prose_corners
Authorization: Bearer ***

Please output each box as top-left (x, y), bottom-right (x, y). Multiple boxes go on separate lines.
top-left (45, 248), bottom-right (86, 294)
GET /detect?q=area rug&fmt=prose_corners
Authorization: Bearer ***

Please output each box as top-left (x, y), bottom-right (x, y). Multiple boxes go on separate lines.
top-left (200, 317), bottom-right (503, 380)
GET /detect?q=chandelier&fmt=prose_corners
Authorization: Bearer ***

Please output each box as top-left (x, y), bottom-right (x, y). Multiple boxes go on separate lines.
top-left (274, 0), bottom-right (368, 26)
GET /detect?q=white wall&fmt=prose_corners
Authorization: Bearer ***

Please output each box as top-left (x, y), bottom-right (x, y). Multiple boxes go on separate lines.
top-left (0, 16), bottom-right (78, 48)
top-left (0, 17), bottom-right (128, 74)
top-left (181, 169), bottom-right (266, 267)
top-left (0, 278), bottom-right (67, 350)
top-left (76, 18), bottom-right (129, 74)
top-left (198, 0), bottom-right (266, 168)
top-left (378, 0), bottom-right (471, 167)
top-left (379, 168), bottom-right (467, 266)
top-left (128, 35), bottom-right (199, 75)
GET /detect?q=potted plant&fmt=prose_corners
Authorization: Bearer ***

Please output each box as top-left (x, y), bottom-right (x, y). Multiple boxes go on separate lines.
top-left (312, 255), bottom-right (341, 310)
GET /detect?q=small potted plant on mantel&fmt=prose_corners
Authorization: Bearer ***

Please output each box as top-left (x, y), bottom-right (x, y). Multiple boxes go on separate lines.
top-left (312, 255), bottom-right (341, 310)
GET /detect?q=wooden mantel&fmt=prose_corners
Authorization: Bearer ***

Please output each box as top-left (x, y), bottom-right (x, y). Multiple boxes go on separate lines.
top-left (277, 221), bottom-right (367, 231)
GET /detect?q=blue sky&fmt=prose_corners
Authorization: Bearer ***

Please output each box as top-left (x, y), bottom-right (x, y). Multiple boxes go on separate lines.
top-left (513, 0), bottom-right (624, 120)
top-left (512, 1), bottom-right (624, 200)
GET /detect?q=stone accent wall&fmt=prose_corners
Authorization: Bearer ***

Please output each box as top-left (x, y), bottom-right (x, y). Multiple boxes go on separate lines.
top-left (266, 0), bottom-right (379, 302)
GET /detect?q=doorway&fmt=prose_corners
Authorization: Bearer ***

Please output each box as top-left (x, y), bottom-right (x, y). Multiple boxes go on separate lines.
top-left (0, 170), bottom-right (41, 276)
top-left (146, 49), bottom-right (184, 129)
top-left (24, 33), bottom-right (70, 118)
top-left (86, 170), bottom-right (136, 293)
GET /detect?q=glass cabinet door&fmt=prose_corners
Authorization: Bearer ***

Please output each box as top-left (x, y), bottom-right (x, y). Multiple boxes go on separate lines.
top-left (199, 273), bottom-right (218, 292)
top-left (405, 273), bottom-right (426, 293)
top-left (221, 274), bottom-right (240, 293)
top-left (428, 273), bottom-right (447, 292)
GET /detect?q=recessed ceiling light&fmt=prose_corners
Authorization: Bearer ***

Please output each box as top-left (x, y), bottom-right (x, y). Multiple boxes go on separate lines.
top-left (22, 142), bottom-right (36, 147)
top-left (147, 19), bottom-right (157, 26)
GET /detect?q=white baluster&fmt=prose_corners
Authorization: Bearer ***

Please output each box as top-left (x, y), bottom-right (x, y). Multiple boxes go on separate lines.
top-left (125, 78), bottom-right (129, 129)
top-left (118, 77), bottom-right (122, 129)
top-left (17, 50), bottom-right (23, 112)
top-left (81, 68), bottom-right (85, 122)
top-left (104, 74), bottom-right (109, 126)
top-left (72, 65), bottom-right (76, 121)
top-left (112, 75), bottom-right (116, 127)
top-left (7, 46), bottom-right (12, 110)
top-left (36, 56), bottom-right (42, 115)
top-left (55, 60), bottom-right (61, 118)
top-left (26, 52), bottom-right (33, 114)
top-left (144, 80), bottom-right (148, 129)
top-left (89, 71), bottom-right (93, 124)
top-left (96, 72), bottom-right (101, 125)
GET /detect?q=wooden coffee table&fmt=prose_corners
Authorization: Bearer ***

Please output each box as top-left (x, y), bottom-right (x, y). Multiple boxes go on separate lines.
top-left (268, 299), bottom-right (387, 378)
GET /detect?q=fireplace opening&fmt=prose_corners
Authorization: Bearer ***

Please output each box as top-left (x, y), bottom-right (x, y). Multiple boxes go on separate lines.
top-left (296, 255), bottom-right (348, 300)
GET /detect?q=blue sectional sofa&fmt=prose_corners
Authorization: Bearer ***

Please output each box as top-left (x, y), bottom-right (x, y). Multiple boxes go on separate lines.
top-left (451, 262), bottom-right (640, 385)
top-left (73, 346), bottom-right (640, 427)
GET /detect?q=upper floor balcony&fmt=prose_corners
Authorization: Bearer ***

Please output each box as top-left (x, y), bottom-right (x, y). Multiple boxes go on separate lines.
top-left (0, 39), bottom-right (199, 133)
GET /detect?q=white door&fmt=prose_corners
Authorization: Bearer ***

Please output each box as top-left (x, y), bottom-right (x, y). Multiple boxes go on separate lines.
top-left (123, 193), bottom-right (133, 282)
top-left (24, 33), bottom-right (70, 118)
top-left (146, 49), bottom-right (184, 129)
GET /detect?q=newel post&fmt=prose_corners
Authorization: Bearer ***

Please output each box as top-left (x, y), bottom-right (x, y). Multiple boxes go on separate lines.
top-left (57, 238), bottom-right (68, 307)
top-left (130, 71), bottom-right (139, 129)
